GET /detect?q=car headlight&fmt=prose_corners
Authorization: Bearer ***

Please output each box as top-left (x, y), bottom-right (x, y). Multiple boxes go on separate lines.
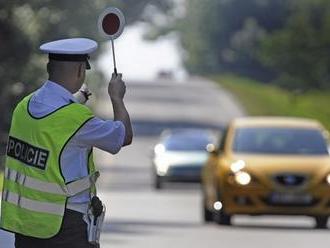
top-left (326, 174), bottom-right (330, 185)
top-left (230, 160), bottom-right (246, 173)
top-left (154, 144), bottom-right (165, 154)
top-left (156, 159), bottom-right (170, 176)
top-left (235, 171), bottom-right (251, 185)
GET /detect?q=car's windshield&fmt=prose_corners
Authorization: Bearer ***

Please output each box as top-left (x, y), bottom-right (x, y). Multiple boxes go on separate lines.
top-left (232, 127), bottom-right (329, 155)
top-left (164, 134), bottom-right (210, 151)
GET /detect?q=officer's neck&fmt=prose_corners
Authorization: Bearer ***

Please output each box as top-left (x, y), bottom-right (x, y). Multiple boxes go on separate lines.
top-left (48, 76), bottom-right (77, 93)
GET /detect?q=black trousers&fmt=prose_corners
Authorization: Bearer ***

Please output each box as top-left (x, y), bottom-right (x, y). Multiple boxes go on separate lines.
top-left (15, 209), bottom-right (96, 248)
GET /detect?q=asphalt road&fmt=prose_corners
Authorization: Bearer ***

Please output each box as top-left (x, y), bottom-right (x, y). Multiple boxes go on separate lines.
top-left (2, 77), bottom-right (330, 247)
top-left (94, 77), bottom-right (330, 248)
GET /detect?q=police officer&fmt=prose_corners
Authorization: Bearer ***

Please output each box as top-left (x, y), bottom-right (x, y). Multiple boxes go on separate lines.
top-left (0, 38), bottom-right (133, 247)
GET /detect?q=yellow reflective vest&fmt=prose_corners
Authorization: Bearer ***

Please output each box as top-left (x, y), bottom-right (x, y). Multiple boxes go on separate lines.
top-left (0, 94), bottom-right (99, 238)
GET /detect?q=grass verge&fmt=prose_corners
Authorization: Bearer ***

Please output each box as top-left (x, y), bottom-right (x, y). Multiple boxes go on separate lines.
top-left (0, 155), bottom-right (4, 191)
top-left (213, 74), bottom-right (330, 130)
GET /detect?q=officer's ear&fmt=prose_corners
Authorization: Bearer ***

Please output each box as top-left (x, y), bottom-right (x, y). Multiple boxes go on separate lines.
top-left (77, 63), bottom-right (83, 78)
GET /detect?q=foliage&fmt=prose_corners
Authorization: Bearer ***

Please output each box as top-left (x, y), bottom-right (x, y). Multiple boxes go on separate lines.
top-left (260, 0), bottom-right (330, 90)
top-left (214, 74), bottom-right (330, 131)
top-left (149, 0), bottom-right (330, 90)
top-left (147, 0), bottom-right (290, 80)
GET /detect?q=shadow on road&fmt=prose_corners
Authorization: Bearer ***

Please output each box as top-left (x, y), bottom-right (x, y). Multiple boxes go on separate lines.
top-left (228, 223), bottom-right (324, 231)
top-left (102, 219), bottom-right (201, 235)
top-left (98, 164), bottom-right (150, 173)
top-left (215, 216), bottom-right (329, 231)
top-left (96, 163), bottom-right (203, 192)
top-left (103, 219), bottom-right (324, 236)
top-left (98, 181), bottom-right (201, 192)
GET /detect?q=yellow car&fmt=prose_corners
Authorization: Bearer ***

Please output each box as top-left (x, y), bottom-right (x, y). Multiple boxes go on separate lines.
top-left (202, 117), bottom-right (330, 228)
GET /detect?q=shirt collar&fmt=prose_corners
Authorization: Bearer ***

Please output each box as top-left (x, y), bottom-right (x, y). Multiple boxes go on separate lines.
top-left (44, 80), bottom-right (77, 103)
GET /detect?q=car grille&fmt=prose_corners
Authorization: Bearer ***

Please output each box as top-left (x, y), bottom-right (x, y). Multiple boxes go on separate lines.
top-left (274, 174), bottom-right (306, 187)
top-left (263, 196), bottom-right (319, 207)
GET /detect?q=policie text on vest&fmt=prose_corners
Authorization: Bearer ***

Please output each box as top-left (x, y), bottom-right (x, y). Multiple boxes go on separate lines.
top-left (7, 136), bottom-right (49, 170)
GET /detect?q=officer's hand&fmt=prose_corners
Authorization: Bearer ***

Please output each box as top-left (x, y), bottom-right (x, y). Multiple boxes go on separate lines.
top-left (73, 84), bottom-right (92, 104)
top-left (108, 73), bottom-right (126, 101)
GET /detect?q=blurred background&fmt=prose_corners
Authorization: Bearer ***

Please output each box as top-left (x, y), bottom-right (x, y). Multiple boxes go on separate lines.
top-left (1, 0), bottom-right (330, 247)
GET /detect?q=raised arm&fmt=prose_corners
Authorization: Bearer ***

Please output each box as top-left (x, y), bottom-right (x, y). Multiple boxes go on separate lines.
top-left (108, 73), bottom-right (133, 146)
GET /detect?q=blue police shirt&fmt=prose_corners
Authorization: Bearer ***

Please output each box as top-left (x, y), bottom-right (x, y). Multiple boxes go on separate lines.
top-left (28, 80), bottom-right (125, 209)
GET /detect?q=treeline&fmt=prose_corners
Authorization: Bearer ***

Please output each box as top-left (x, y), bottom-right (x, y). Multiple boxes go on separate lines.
top-left (0, 0), bottom-right (173, 152)
top-left (149, 0), bottom-right (330, 90)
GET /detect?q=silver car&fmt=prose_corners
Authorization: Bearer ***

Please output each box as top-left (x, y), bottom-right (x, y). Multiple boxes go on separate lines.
top-left (152, 129), bottom-right (215, 189)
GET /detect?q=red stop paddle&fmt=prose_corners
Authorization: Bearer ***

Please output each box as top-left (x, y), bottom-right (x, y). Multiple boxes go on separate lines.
top-left (98, 7), bottom-right (125, 75)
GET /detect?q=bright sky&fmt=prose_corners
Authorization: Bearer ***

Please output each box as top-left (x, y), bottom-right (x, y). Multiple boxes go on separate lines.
top-left (97, 23), bottom-right (186, 81)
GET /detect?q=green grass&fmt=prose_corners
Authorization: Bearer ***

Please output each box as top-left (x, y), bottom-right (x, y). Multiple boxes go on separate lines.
top-left (0, 155), bottom-right (4, 191)
top-left (213, 74), bottom-right (330, 131)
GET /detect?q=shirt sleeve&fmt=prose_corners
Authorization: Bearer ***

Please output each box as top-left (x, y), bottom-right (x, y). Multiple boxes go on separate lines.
top-left (73, 117), bottom-right (126, 154)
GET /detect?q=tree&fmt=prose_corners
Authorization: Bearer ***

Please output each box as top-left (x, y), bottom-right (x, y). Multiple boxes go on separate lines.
top-left (260, 0), bottom-right (330, 90)
top-left (145, 0), bottom-right (290, 80)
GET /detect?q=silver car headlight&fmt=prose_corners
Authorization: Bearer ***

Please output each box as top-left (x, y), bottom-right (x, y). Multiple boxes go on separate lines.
top-left (154, 144), bottom-right (166, 154)
top-left (234, 171), bottom-right (251, 185)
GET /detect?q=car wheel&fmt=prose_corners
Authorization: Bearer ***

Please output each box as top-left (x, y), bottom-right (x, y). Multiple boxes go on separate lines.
top-left (202, 193), bottom-right (213, 222)
top-left (314, 216), bottom-right (328, 229)
top-left (154, 175), bottom-right (162, 190)
top-left (214, 189), bottom-right (231, 225)
top-left (214, 208), bottom-right (231, 225)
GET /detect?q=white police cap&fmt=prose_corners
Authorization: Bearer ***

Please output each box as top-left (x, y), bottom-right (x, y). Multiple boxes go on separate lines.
top-left (40, 38), bottom-right (98, 69)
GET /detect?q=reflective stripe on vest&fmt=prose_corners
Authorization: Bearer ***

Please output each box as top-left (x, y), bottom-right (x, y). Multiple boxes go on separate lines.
top-left (65, 171), bottom-right (99, 196)
top-left (2, 190), bottom-right (63, 216)
top-left (5, 167), bottom-right (100, 197)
